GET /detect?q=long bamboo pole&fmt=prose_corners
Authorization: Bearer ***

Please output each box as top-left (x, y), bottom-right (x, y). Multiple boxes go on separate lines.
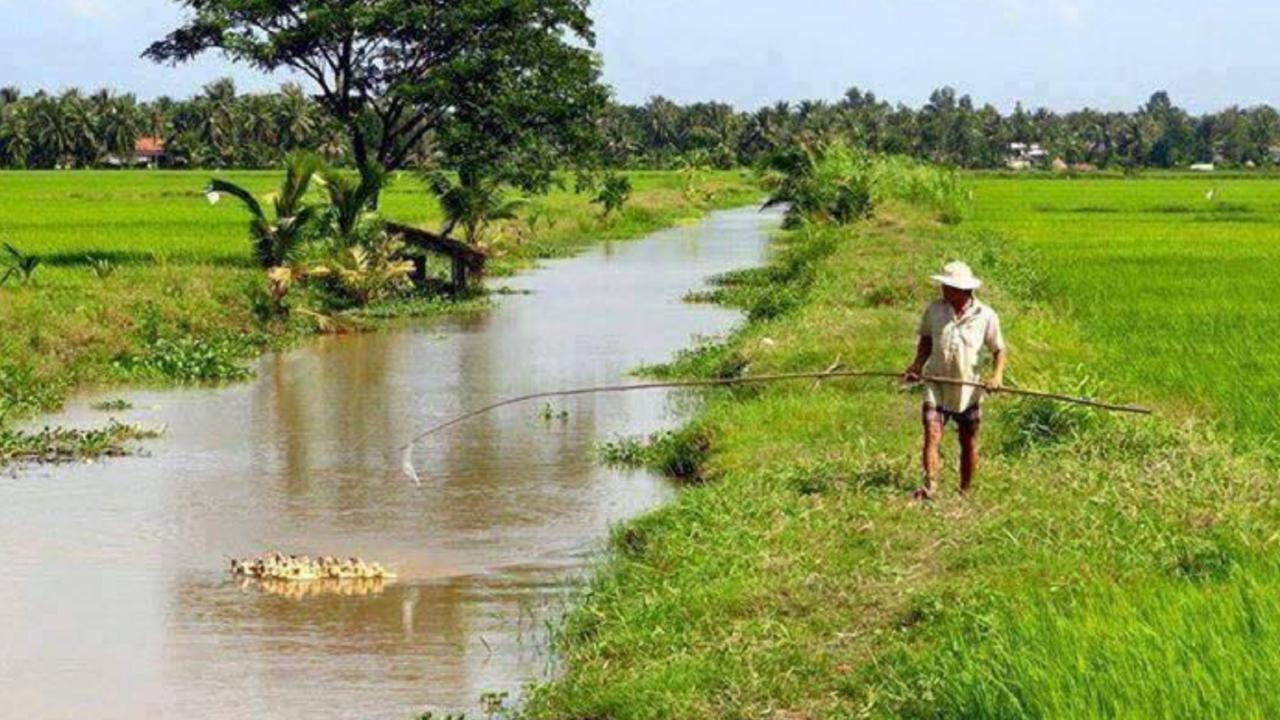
top-left (399, 369), bottom-right (1151, 468)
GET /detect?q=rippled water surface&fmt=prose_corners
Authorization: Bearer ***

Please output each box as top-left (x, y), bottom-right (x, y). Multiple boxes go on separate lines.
top-left (0, 208), bottom-right (777, 719)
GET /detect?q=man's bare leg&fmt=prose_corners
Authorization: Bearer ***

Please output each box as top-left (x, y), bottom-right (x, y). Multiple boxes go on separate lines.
top-left (915, 408), bottom-right (944, 499)
top-left (958, 421), bottom-right (980, 494)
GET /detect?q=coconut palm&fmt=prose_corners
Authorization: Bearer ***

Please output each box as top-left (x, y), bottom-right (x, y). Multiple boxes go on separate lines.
top-left (97, 94), bottom-right (142, 163)
top-left (424, 168), bottom-right (525, 246)
top-left (31, 91), bottom-right (96, 168)
top-left (0, 102), bottom-right (32, 167)
top-left (319, 164), bottom-right (388, 242)
top-left (276, 83), bottom-right (316, 151)
top-left (207, 152), bottom-right (322, 267)
top-left (194, 78), bottom-right (239, 165)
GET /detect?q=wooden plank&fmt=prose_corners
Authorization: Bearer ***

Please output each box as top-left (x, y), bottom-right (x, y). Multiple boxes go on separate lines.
top-left (386, 221), bottom-right (487, 289)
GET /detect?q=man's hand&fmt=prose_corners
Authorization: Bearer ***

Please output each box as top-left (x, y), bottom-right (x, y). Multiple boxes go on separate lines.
top-left (985, 374), bottom-right (1004, 393)
top-left (903, 363), bottom-right (924, 383)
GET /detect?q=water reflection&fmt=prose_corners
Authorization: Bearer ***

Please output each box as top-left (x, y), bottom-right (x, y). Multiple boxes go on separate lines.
top-left (0, 208), bottom-right (778, 718)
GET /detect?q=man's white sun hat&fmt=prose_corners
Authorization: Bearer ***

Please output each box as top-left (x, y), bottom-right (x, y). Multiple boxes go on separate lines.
top-left (931, 261), bottom-right (982, 291)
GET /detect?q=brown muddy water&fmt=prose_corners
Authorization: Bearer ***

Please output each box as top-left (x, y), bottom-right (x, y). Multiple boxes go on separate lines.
top-left (0, 208), bottom-right (778, 719)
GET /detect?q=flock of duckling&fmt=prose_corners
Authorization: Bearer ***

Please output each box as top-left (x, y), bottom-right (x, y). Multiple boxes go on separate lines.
top-left (241, 577), bottom-right (391, 599)
top-left (230, 552), bottom-right (397, 582)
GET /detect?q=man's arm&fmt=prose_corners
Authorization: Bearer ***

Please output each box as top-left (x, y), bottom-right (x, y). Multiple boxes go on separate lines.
top-left (986, 348), bottom-right (1007, 392)
top-left (985, 312), bottom-right (1008, 392)
top-left (904, 336), bottom-right (932, 381)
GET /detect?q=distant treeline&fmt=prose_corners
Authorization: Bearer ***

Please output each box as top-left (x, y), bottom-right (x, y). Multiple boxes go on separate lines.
top-left (2, 80), bottom-right (1278, 170)
top-left (0, 80), bottom-right (346, 170)
top-left (604, 88), bottom-right (1280, 170)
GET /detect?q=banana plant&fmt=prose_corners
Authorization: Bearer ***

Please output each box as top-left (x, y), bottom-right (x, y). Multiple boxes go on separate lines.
top-left (1, 242), bottom-right (40, 286)
top-left (206, 152), bottom-right (321, 267)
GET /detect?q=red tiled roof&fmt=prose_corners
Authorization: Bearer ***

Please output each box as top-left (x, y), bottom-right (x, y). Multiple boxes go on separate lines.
top-left (135, 137), bottom-right (166, 156)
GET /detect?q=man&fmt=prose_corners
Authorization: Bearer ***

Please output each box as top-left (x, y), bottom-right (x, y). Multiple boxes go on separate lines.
top-left (903, 261), bottom-right (1007, 499)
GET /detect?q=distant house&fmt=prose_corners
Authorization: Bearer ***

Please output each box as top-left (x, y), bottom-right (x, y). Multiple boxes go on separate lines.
top-left (1006, 142), bottom-right (1050, 170)
top-left (104, 137), bottom-right (167, 169)
top-left (134, 137), bottom-right (167, 169)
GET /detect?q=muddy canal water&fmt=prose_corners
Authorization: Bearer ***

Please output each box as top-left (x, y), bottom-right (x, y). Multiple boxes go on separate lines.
top-left (0, 208), bottom-right (778, 719)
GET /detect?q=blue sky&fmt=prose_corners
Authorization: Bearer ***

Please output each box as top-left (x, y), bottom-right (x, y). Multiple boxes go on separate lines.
top-left (1, 0), bottom-right (1278, 112)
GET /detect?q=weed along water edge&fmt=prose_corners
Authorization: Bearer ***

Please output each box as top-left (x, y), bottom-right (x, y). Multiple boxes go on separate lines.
top-left (0, 208), bottom-right (780, 718)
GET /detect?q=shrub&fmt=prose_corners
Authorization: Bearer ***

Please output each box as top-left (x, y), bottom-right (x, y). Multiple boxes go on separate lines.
top-left (592, 173), bottom-right (633, 219)
top-left (763, 139), bottom-right (876, 228)
top-left (873, 156), bottom-right (972, 224)
top-left (308, 235), bottom-right (417, 307)
top-left (87, 255), bottom-right (115, 280)
top-left (763, 140), bottom-right (973, 227)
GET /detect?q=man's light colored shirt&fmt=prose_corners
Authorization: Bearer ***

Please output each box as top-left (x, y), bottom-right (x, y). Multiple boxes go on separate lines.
top-left (917, 298), bottom-right (1005, 412)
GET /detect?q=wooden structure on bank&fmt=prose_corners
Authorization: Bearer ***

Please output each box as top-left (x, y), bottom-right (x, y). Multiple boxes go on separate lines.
top-left (386, 221), bottom-right (487, 292)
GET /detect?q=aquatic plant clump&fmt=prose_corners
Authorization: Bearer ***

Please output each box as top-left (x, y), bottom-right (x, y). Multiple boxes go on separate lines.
top-left (0, 421), bottom-right (162, 465)
top-left (229, 552), bottom-right (397, 582)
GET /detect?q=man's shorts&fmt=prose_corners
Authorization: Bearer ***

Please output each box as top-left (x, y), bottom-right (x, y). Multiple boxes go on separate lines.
top-left (922, 402), bottom-right (982, 430)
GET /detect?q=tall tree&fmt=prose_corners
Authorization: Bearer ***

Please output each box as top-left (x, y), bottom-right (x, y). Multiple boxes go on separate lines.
top-left (145, 0), bottom-right (607, 183)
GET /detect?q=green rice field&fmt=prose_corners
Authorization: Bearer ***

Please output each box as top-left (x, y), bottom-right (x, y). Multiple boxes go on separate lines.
top-left (968, 176), bottom-right (1280, 447)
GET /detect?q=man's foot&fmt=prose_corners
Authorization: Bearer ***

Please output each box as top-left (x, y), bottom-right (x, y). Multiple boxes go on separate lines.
top-left (911, 486), bottom-right (936, 501)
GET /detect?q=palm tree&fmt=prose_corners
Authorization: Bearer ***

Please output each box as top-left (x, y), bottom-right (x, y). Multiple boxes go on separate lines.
top-left (319, 164), bottom-right (388, 242)
top-left (144, 96), bottom-right (175, 142)
top-left (238, 93), bottom-right (278, 166)
top-left (207, 152), bottom-right (322, 267)
top-left (644, 96), bottom-right (684, 163)
top-left (196, 78), bottom-right (239, 166)
top-left (31, 91), bottom-right (96, 168)
top-left (276, 83), bottom-right (316, 152)
top-left (97, 94), bottom-right (142, 164)
top-left (424, 168), bottom-right (524, 246)
top-left (0, 101), bottom-right (32, 167)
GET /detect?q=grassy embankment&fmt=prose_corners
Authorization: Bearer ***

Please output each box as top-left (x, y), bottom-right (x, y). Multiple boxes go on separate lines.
top-left (525, 176), bottom-right (1280, 718)
top-left (0, 169), bottom-right (758, 436)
